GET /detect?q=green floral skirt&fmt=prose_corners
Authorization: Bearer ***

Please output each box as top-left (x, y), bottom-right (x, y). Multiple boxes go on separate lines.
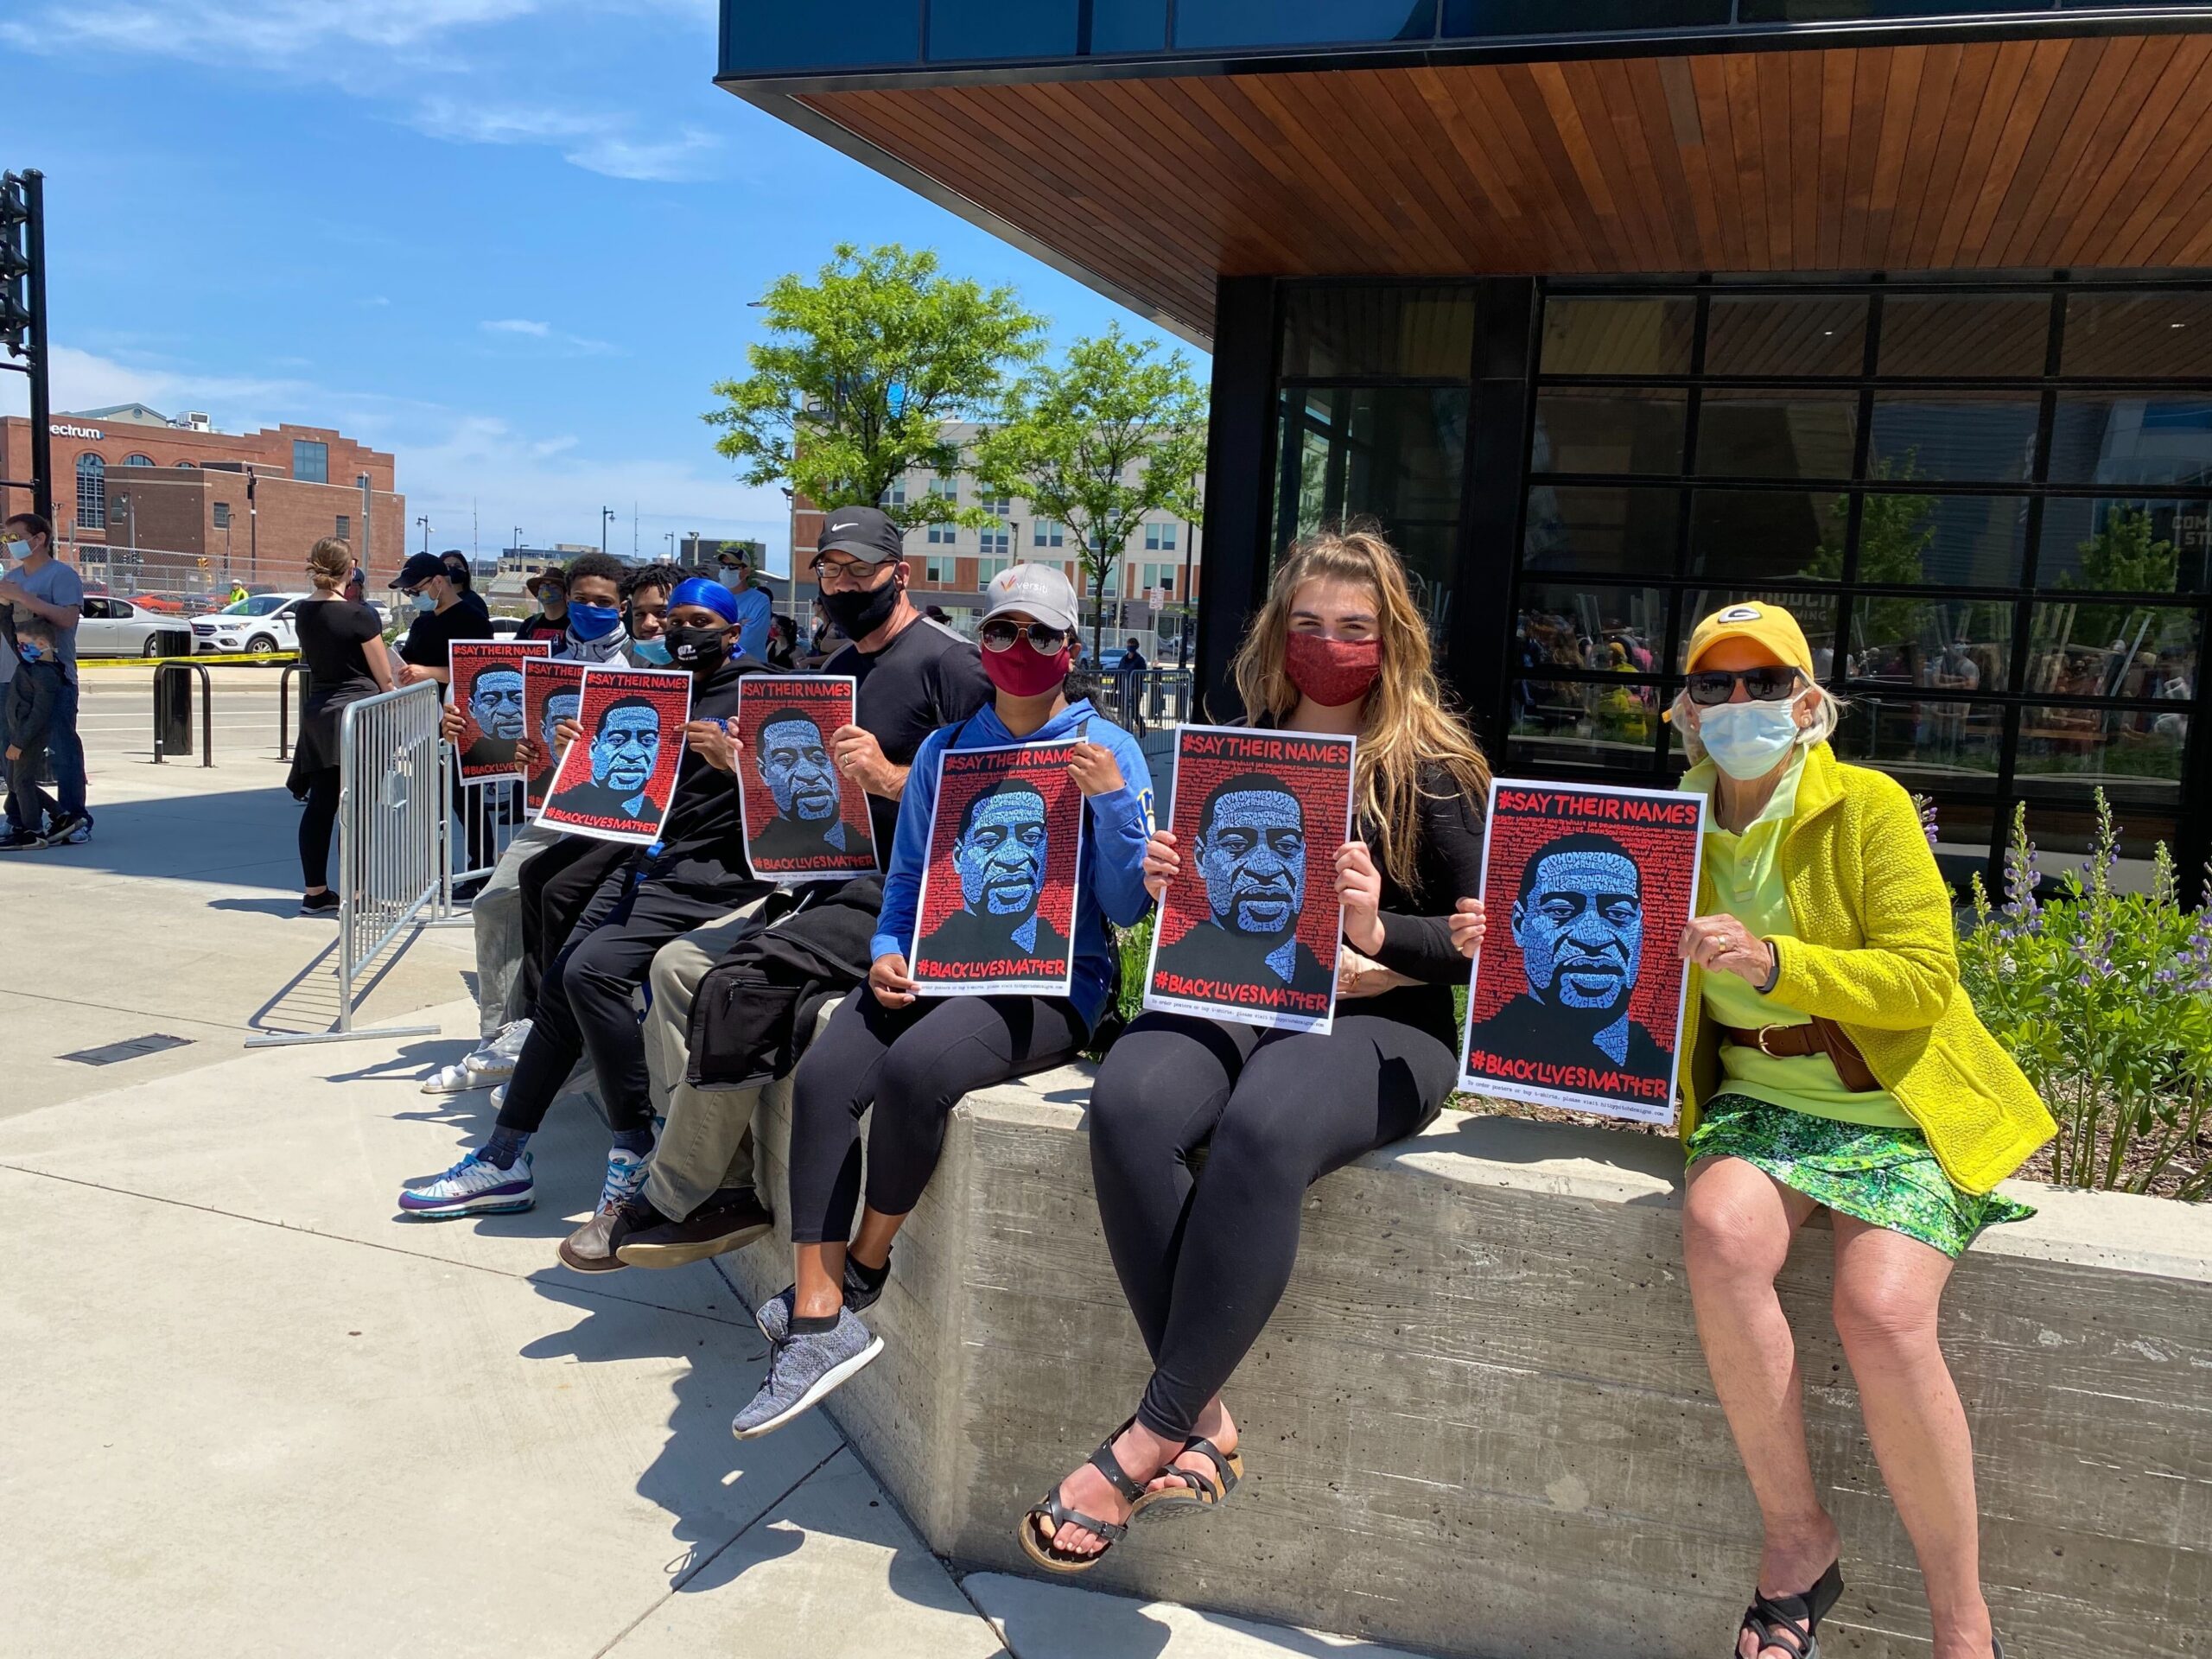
top-left (1687, 1095), bottom-right (2035, 1258)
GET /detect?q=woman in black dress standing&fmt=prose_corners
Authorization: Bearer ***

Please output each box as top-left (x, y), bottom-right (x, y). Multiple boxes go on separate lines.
top-left (293, 537), bottom-right (394, 914)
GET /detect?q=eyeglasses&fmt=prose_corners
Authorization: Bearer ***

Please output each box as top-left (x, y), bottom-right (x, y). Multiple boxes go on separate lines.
top-left (1684, 665), bottom-right (1805, 707)
top-left (810, 554), bottom-right (896, 589)
top-left (980, 619), bottom-right (1070, 655)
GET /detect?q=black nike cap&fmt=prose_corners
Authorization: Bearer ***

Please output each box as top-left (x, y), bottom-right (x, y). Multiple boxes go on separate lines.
top-left (815, 505), bottom-right (905, 564)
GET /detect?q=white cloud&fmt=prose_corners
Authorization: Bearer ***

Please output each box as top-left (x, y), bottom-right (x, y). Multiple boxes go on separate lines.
top-left (0, 344), bottom-right (316, 422)
top-left (413, 97), bottom-right (722, 184)
top-left (481, 319), bottom-right (551, 338)
top-left (478, 317), bottom-right (620, 357)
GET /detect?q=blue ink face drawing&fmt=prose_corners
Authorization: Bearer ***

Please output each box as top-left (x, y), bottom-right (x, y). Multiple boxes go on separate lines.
top-left (1511, 849), bottom-right (1643, 1010)
top-left (469, 669), bottom-right (525, 741)
top-left (591, 704), bottom-right (661, 794)
top-left (955, 785), bottom-right (1047, 918)
top-left (758, 715), bottom-right (838, 822)
top-left (542, 691), bottom-right (581, 753)
top-left (1197, 788), bottom-right (1306, 938)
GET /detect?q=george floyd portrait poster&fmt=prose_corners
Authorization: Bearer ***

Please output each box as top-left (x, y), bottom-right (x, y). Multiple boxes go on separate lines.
top-left (537, 666), bottom-right (693, 846)
top-left (910, 741), bottom-right (1084, 997)
top-left (1459, 779), bottom-right (1706, 1125)
top-left (734, 674), bottom-right (879, 883)
top-left (1143, 725), bottom-right (1356, 1035)
top-left (521, 657), bottom-right (588, 816)
top-left (449, 639), bottom-right (554, 783)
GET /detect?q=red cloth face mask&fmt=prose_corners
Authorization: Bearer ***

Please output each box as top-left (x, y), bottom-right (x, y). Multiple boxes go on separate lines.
top-left (982, 639), bottom-right (1071, 698)
top-left (1283, 630), bottom-right (1382, 707)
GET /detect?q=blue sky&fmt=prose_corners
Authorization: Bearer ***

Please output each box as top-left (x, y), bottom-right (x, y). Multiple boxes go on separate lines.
top-left (1, 1), bottom-right (1202, 574)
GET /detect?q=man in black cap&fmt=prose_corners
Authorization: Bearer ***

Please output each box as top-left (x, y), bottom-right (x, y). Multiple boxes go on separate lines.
top-left (391, 551), bottom-right (493, 693)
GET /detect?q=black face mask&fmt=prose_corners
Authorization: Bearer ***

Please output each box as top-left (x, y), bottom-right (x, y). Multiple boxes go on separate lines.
top-left (664, 621), bottom-right (731, 674)
top-left (820, 575), bottom-right (901, 640)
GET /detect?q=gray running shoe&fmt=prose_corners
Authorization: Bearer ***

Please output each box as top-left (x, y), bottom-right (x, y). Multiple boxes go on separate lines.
top-left (731, 1309), bottom-right (882, 1440)
top-left (753, 1254), bottom-right (887, 1343)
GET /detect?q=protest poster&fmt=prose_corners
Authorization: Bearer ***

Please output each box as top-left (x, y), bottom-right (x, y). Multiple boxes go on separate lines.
top-left (1142, 724), bottom-right (1356, 1034)
top-left (1459, 779), bottom-right (1706, 1125)
top-left (734, 674), bottom-right (878, 883)
top-left (537, 666), bottom-right (693, 846)
top-left (909, 741), bottom-right (1083, 997)
top-left (521, 657), bottom-right (588, 816)
top-left (448, 639), bottom-right (553, 783)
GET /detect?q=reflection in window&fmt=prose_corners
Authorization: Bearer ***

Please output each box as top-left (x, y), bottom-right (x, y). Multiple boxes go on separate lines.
top-left (76, 452), bottom-right (105, 530)
top-left (1509, 677), bottom-right (1664, 772)
top-left (2014, 705), bottom-right (2189, 801)
top-left (1875, 493), bottom-right (2031, 588)
top-left (2024, 602), bottom-right (2198, 700)
top-left (1868, 393), bottom-right (2038, 483)
top-left (1680, 588), bottom-right (1840, 676)
top-left (1515, 582), bottom-right (1667, 677)
top-left (1281, 287), bottom-right (1475, 380)
top-left (1832, 696), bottom-right (2002, 795)
top-left (1845, 596), bottom-right (2014, 694)
top-left (2036, 499), bottom-right (2206, 594)
top-left (1521, 486), bottom-right (1681, 575)
top-left (1688, 490), bottom-right (1844, 582)
top-left (2048, 397), bottom-right (2212, 487)
top-left (2063, 292), bottom-right (2212, 378)
top-left (1880, 295), bottom-right (2050, 377)
top-left (1539, 297), bottom-right (1695, 375)
top-left (1698, 390), bottom-right (1858, 479)
top-left (1174, 0), bottom-right (1435, 48)
top-left (292, 439), bottom-right (329, 485)
top-left (1531, 389), bottom-right (1685, 475)
top-left (1705, 295), bottom-right (1867, 376)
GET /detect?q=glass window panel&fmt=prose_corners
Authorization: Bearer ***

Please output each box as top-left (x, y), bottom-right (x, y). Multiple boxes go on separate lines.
top-left (1092, 0), bottom-right (1169, 51)
top-left (1867, 392), bottom-right (2039, 484)
top-left (1842, 596), bottom-right (2015, 694)
top-left (1704, 296), bottom-right (1868, 377)
top-left (1696, 390), bottom-right (1858, 479)
top-left (1509, 677), bottom-right (1665, 773)
top-left (1521, 486), bottom-right (1681, 575)
top-left (1175, 0), bottom-right (1436, 49)
top-left (2036, 498), bottom-right (2209, 594)
top-left (1276, 386), bottom-right (1467, 543)
top-left (722, 2), bottom-right (921, 71)
top-left (1831, 696), bottom-right (2003, 796)
top-left (1679, 586), bottom-right (1840, 677)
top-left (2063, 292), bottom-right (2212, 378)
top-left (1688, 490), bottom-right (1847, 583)
top-left (1742, 0), bottom-right (2033, 17)
top-left (1390, 521), bottom-right (1459, 649)
top-left (2048, 396), bottom-right (2212, 487)
top-left (2024, 602), bottom-right (2199, 700)
top-left (1445, 0), bottom-right (1728, 29)
top-left (1531, 389), bottom-right (1686, 476)
top-left (1840, 492), bottom-right (2029, 588)
top-left (928, 0), bottom-right (1078, 58)
top-left (1879, 295), bottom-right (2051, 377)
top-left (2013, 708), bottom-right (2190, 806)
top-left (1515, 582), bottom-right (1668, 676)
top-left (1539, 297), bottom-right (1695, 376)
top-left (1281, 286), bottom-right (1476, 379)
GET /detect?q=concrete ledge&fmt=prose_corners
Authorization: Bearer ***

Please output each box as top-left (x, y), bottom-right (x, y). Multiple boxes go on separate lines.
top-left (729, 1064), bottom-right (2212, 1659)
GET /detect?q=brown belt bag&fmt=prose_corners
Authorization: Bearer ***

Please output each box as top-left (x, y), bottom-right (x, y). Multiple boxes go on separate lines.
top-left (1719, 1018), bottom-right (1879, 1093)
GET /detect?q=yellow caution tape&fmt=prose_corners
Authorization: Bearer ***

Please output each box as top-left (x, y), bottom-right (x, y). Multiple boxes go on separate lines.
top-left (82, 652), bottom-right (303, 670)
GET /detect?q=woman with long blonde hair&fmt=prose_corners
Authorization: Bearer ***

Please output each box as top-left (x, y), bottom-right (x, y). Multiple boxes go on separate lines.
top-left (1020, 528), bottom-right (1494, 1571)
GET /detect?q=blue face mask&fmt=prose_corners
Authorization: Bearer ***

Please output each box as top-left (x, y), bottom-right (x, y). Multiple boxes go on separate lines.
top-left (413, 591), bottom-right (436, 614)
top-left (568, 601), bottom-right (621, 641)
top-left (16, 639), bottom-right (44, 663)
top-left (1698, 696), bottom-right (1808, 782)
top-left (631, 637), bottom-right (672, 665)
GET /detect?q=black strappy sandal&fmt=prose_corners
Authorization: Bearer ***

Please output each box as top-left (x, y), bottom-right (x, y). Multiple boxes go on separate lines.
top-left (1738, 1558), bottom-right (1844, 1658)
top-left (1018, 1426), bottom-right (1154, 1574)
top-left (1133, 1435), bottom-right (1244, 1524)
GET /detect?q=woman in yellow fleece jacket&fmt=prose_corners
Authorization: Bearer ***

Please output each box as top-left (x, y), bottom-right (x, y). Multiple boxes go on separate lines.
top-left (1669, 602), bottom-right (2050, 1659)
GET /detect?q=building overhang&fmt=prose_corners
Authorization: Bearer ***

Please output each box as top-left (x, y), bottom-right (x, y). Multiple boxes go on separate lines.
top-left (721, 11), bottom-right (2212, 346)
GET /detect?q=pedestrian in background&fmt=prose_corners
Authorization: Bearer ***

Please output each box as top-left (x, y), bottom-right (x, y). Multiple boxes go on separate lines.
top-left (291, 537), bottom-right (395, 914)
top-left (441, 550), bottom-right (491, 622)
top-left (516, 566), bottom-right (569, 643)
top-left (0, 512), bottom-right (90, 849)
top-left (391, 550), bottom-right (497, 892)
top-left (716, 545), bottom-right (774, 660)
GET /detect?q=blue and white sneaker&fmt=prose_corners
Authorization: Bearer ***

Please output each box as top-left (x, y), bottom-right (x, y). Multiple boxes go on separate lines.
top-left (397, 1148), bottom-right (534, 1219)
top-left (732, 1308), bottom-right (882, 1440)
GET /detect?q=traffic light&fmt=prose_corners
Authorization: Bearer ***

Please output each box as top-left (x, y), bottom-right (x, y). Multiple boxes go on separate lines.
top-left (0, 171), bottom-right (31, 359)
top-left (0, 168), bottom-right (48, 519)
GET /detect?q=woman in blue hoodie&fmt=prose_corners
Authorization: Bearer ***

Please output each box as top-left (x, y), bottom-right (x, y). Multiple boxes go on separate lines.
top-left (732, 563), bottom-right (1154, 1440)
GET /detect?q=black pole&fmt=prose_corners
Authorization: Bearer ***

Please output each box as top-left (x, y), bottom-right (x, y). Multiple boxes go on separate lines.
top-left (24, 170), bottom-right (50, 524)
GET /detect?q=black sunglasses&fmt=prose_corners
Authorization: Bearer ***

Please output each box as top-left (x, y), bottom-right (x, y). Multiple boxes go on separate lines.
top-left (980, 619), bottom-right (1070, 655)
top-left (1684, 665), bottom-right (1805, 707)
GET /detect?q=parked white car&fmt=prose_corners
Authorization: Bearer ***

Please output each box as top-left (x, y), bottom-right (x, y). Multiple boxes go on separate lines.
top-left (191, 592), bottom-right (312, 657)
top-left (79, 595), bottom-right (189, 658)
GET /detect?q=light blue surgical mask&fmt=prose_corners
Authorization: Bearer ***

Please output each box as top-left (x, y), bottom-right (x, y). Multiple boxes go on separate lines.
top-left (631, 637), bottom-right (672, 665)
top-left (4, 537), bottom-right (29, 561)
top-left (719, 567), bottom-right (747, 592)
top-left (1697, 696), bottom-right (1808, 782)
top-left (412, 591), bottom-right (436, 614)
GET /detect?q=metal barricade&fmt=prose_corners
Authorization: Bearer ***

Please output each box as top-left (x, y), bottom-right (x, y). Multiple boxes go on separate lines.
top-left (437, 751), bottom-right (529, 924)
top-left (1095, 669), bottom-right (1194, 732)
top-left (276, 661), bottom-right (309, 760)
top-left (247, 682), bottom-right (444, 1048)
top-left (151, 662), bottom-right (213, 767)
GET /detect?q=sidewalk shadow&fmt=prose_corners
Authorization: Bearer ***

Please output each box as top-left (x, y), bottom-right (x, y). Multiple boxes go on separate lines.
top-left (207, 895), bottom-right (312, 918)
top-left (42, 787), bottom-right (299, 892)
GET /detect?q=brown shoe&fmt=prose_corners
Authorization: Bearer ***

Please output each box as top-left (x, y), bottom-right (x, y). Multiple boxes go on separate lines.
top-left (557, 1192), bottom-right (658, 1274)
top-left (614, 1187), bottom-right (774, 1268)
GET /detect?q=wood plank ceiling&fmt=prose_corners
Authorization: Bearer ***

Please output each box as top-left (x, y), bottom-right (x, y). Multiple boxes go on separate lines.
top-left (798, 34), bottom-right (2212, 342)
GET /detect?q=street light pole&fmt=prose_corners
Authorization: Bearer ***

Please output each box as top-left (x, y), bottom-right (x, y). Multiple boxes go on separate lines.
top-left (601, 506), bottom-right (614, 556)
top-left (416, 515), bottom-right (429, 554)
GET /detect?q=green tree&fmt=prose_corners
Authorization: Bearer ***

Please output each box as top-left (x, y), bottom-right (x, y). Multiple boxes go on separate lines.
top-left (2058, 505), bottom-right (2178, 649)
top-left (702, 244), bottom-right (1046, 531)
top-left (975, 326), bottom-right (1208, 655)
top-left (1802, 453), bottom-right (1934, 648)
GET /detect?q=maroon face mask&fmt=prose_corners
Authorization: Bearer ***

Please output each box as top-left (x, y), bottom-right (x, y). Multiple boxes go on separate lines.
top-left (982, 639), bottom-right (1071, 698)
top-left (1283, 630), bottom-right (1382, 707)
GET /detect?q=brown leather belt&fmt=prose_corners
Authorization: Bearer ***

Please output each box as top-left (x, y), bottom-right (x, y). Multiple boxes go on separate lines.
top-left (1720, 1018), bottom-right (1879, 1093)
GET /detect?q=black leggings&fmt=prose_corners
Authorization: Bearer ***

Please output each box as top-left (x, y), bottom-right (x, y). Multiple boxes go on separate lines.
top-left (1089, 1011), bottom-right (1457, 1440)
top-left (518, 836), bottom-right (629, 1011)
top-left (786, 988), bottom-right (1086, 1244)
top-left (298, 766), bottom-right (340, 888)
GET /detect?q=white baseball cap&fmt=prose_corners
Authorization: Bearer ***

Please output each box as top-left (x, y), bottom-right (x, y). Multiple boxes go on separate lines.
top-left (981, 562), bottom-right (1079, 635)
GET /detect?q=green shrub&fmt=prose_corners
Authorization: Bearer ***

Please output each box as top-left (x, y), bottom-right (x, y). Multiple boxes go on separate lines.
top-left (1957, 790), bottom-right (2212, 1198)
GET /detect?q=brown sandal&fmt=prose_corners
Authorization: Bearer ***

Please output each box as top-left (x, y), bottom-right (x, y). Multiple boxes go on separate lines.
top-left (1134, 1435), bottom-right (1243, 1524)
top-left (1018, 1425), bottom-right (1154, 1574)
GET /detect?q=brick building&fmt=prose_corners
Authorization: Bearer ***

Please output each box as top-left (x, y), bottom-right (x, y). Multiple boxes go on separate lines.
top-left (0, 404), bottom-right (404, 597)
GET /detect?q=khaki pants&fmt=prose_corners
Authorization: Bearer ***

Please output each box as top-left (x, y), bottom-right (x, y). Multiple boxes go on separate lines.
top-left (474, 819), bottom-right (564, 1041)
top-left (641, 896), bottom-right (769, 1219)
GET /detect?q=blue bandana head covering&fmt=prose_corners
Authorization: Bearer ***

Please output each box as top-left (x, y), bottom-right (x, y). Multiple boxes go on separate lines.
top-left (669, 575), bottom-right (741, 624)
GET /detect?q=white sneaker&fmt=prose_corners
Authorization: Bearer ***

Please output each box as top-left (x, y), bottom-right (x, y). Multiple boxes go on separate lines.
top-left (486, 1020), bottom-right (532, 1062)
top-left (418, 1021), bottom-right (531, 1095)
top-left (397, 1148), bottom-right (534, 1218)
top-left (489, 1082), bottom-right (506, 1111)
